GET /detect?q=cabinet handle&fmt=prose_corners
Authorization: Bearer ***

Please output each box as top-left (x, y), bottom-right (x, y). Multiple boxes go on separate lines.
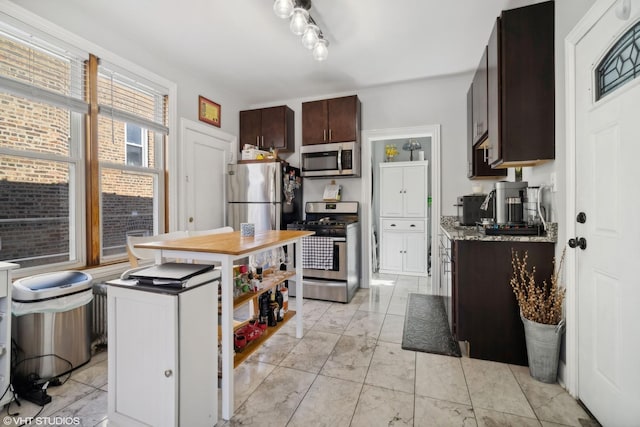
top-left (390, 224), bottom-right (396, 227)
top-left (329, 129), bottom-right (332, 140)
top-left (323, 129), bottom-right (327, 141)
top-left (261, 136), bottom-right (264, 147)
top-left (256, 136), bottom-right (259, 146)
top-left (164, 369), bottom-right (173, 378)
top-left (410, 224), bottom-right (416, 227)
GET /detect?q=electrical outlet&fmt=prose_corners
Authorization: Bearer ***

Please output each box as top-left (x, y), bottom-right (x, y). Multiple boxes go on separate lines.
top-left (550, 172), bottom-right (557, 192)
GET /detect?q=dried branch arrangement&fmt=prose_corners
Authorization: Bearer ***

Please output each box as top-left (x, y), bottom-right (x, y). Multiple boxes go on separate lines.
top-left (510, 248), bottom-right (566, 325)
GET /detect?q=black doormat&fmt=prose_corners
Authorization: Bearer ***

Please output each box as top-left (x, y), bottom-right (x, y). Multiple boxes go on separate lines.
top-left (402, 294), bottom-right (461, 357)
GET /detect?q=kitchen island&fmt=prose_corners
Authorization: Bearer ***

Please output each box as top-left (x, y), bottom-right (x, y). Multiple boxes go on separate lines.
top-left (439, 217), bottom-right (557, 365)
top-left (135, 229), bottom-right (314, 421)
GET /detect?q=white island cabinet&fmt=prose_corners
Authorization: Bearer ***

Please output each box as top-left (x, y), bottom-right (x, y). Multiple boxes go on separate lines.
top-left (0, 262), bottom-right (17, 408)
top-left (379, 161), bottom-right (429, 276)
top-left (107, 280), bottom-right (217, 426)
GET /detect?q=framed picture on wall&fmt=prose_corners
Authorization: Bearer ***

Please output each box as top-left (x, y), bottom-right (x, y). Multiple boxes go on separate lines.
top-left (198, 96), bottom-right (221, 127)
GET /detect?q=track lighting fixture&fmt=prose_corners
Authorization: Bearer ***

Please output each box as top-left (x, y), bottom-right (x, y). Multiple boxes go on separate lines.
top-left (273, 0), bottom-right (329, 61)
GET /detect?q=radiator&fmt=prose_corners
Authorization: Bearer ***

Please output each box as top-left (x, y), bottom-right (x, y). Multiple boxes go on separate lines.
top-left (91, 282), bottom-right (108, 348)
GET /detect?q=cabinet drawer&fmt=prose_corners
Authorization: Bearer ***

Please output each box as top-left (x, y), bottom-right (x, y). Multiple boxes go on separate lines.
top-left (382, 219), bottom-right (424, 232)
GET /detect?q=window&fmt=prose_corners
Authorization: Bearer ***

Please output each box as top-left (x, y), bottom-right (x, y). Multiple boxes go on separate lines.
top-left (0, 31), bottom-right (85, 270)
top-left (596, 20), bottom-right (640, 100)
top-left (97, 60), bottom-right (167, 260)
top-left (125, 123), bottom-right (148, 167)
top-left (0, 21), bottom-right (170, 271)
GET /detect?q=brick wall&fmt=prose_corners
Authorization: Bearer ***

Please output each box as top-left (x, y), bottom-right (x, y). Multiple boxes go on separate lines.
top-left (0, 180), bottom-right (153, 265)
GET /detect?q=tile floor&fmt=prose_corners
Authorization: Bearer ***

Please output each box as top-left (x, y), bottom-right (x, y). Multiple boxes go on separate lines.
top-left (3, 274), bottom-right (597, 426)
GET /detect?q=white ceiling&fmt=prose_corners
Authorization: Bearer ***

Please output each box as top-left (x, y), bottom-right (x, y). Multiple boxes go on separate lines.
top-left (11, 0), bottom-right (537, 105)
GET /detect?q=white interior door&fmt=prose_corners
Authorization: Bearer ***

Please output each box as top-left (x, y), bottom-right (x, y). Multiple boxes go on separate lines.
top-left (181, 119), bottom-right (234, 231)
top-left (574, 4), bottom-right (640, 424)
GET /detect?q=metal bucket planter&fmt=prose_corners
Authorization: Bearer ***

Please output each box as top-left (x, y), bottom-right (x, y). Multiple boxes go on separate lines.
top-left (521, 314), bottom-right (565, 383)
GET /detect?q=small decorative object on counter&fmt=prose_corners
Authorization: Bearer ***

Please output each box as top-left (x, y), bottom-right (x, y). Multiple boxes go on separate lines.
top-left (384, 144), bottom-right (399, 162)
top-left (240, 222), bottom-right (255, 237)
top-left (510, 248), bottom-right (566, 383)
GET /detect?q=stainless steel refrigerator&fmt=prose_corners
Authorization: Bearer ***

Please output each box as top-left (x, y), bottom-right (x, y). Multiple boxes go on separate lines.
top-left (226, 162), bottom-right (302, 231)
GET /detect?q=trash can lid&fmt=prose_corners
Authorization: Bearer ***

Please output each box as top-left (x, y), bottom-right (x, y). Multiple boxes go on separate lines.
top-left (13, 271), bottom-right (93, 302)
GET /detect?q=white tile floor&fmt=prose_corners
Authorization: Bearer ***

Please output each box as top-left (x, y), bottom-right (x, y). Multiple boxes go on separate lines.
top-left (3, 274), bottom-right (598, 426)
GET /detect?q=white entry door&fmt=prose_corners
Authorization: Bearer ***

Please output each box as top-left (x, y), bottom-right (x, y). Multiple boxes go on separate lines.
top-left (181, 119), bottom-right (234, 231)
top-left (574, 2), bottom-right (640, 424)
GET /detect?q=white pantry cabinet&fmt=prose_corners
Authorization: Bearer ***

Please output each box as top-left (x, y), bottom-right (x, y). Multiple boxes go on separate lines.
top-left (380, 162), bottom-right (427, 218)
top-left (107, 281), bottom-right (217, 427)
top-left (379, 161), bottom-right (429, 276)
top-left (0, 262), bottom-right (17, 407)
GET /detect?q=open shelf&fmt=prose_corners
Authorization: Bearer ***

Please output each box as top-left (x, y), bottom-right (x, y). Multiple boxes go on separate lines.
top-left (219, 270), bottom-right (295, 310)
top-left (233, 310), bottom-right (296, 367)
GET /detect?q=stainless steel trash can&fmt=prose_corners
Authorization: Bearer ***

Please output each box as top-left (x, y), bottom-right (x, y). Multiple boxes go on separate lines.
top-left (12, 271), bottom-right (93, 379)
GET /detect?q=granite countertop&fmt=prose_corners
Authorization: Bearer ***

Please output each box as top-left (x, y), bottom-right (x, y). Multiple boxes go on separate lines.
top-left (440, 216), bottom-right (557, 243)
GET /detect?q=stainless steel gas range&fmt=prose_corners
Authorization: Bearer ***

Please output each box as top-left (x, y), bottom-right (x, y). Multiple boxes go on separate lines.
top-left (286, 201), bottom-right (360, 303)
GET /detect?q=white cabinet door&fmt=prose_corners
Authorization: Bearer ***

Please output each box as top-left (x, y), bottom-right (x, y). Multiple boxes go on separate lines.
top-left (380, 165), bottom-right (404, 217)
top-left (380, 162), bottom-right (427, 218)
top-left (403, 165), bottom-right (426, 218)
top-left (404, 232), bottom-right (426, 273)
top-left (108, 288), bottom-right (178, 427)
top-left (380, 231), bottom-right (404, 272)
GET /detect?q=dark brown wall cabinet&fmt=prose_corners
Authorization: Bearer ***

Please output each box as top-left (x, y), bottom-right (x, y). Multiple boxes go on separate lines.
top-left (239, 105), bottom-right (294, 152)
top-left (487, 1), bottom-right (555, 168)
top-left (471, 47), bottom-right (488, 145)
top-left (453, 240), bottom-right (555, 365)
top-left (302, 95), bottom-right (361, 145)
top-left (467, 86), bottom-right (507, 179)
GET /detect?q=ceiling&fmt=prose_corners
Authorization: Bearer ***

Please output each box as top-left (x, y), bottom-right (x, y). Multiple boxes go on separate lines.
top-left (12, 0), bottom-right (536, 105)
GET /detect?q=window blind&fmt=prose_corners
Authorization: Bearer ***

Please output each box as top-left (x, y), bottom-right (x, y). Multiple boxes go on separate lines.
top-left (0, 28), bottom-right (88, 113)
top-left (98, 61), bottom-right (169, 135)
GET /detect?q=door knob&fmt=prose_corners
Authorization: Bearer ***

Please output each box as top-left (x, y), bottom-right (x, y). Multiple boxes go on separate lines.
top-left (568, 237), bottom-right (587, 250)
top-left (576, 212), bottom-right (587, 223)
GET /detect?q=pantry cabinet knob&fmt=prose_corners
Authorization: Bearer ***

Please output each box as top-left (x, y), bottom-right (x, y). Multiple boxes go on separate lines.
top-left (164, 369), bottom-right (173, 378)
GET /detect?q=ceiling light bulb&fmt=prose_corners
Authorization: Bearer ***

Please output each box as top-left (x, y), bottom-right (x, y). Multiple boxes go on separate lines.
top-left (290, 8), bottom-right (309, 35)
top-left (301, 24), bottom-right (320, 50)
top-left (273, 0), bottom-right (294, 19)
top-left (312, 38), bottom-right (329, 61)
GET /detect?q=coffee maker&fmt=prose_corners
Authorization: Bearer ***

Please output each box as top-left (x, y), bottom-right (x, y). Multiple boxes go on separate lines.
top-left (495, 181), bottom-right (528, 225)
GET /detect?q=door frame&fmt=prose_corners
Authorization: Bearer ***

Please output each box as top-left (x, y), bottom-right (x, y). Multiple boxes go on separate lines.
top-left (177, 118), bottom-right (236, 231)
top-left (360, 125), bottom-right (441, 288)
top-left (564, 0), bottom-right (620, 396)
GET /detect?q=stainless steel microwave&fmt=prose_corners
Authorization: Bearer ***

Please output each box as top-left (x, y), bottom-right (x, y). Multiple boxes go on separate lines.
top-left (300, 141), bottom-right (360, 178)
